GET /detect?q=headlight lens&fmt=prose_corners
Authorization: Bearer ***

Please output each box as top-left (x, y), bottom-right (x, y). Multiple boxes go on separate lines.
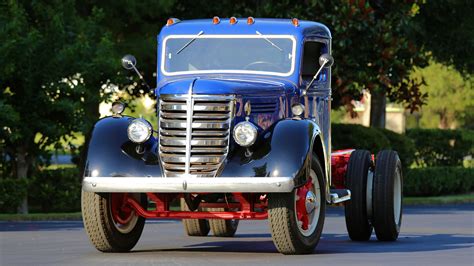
top-left (111, 101), bottom-right (125, 115)
top-left (127, 118), bottom-right (152, 143)
top-left (233, 121), bottom-right (258, 147)
top-left (291, 103), bottom-right (304, 116)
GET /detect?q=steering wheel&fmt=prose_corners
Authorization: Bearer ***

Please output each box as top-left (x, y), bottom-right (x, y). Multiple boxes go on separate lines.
top-left (243, 61), bottom-right (284, 72)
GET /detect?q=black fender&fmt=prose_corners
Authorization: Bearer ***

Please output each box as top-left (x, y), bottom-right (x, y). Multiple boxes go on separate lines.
top-left (83, 116), bottom-right (162, 178)
top-left (221, 119), bottom-right (325, 188)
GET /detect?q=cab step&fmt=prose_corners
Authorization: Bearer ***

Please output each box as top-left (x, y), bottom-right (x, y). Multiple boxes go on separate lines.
top-left (329, 189), bottom-right (351, 204)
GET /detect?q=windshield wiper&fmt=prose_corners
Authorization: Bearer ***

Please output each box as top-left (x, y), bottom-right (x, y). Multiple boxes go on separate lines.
top-left (256, 31), bottom-right (283, 52)
top-left (176, 30), bottom-right (204, 54)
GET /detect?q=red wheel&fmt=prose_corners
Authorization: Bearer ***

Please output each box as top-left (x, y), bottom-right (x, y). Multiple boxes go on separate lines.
top-left (268, 153), bottom-right (325, 255)
top-left (110, 193), bottom-right (140, 233)
top-left (82, 191), bottom-right (146, 252)
top-left (295, 175), bottom-right (320, 235)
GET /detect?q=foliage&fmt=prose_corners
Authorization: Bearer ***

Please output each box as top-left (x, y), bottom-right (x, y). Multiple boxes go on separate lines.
top-left (332, 123), bottom-right (415, 169)
top-left (414, 0), bottom-right (474, 74)
top-left (28, 168), bottom-right (81, 212)
top-left (410, 61), bottom-right (473, 129)
top-left (377, 127), bottom-right (416, 170)
top-left (332, 123), bottom-right (391, 152)
top-left (0, 178), bottom-right (28, 213)
top-left (407, 129), bottom-right (473, 167)
top-left (0, 0), bottom-right (119, 212)
top-left (404, 167), bottom-right (474, 196)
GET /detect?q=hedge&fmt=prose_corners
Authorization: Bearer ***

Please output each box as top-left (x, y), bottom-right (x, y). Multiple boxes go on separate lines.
top-left (28, 168), bottom-right (81, 212)
top-left (404, 167), bottom-right (474, 196)
top-left (406, 129), bottom-right (473, 167)
top-left (0, 178), bottom-right (28, 213)
top-left (332, 123), bottom-right (415, 169)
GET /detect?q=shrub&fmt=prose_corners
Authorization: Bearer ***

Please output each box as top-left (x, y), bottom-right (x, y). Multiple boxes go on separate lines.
top-left (378, 128), bottom-right (416, 170)
top-left (332, 123), bottom-right (391, 153)
top-left (406, 129), bottom-right (473, 167)
top-left (0, 178), bottom-right (28, 213)
top-left (332, 123), bottom-right (415, 169)
top-left (404, 167), bottom-right (474, 196)
top-left (28, 168), bottom-right (81, 212)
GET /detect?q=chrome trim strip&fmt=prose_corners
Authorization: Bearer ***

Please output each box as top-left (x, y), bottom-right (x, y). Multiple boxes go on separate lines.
top-left (184, 83), bottom-right (193, 175)
top-left (83, 176), bottom-right (295, 193)
top-left (161, 34), bottom-right (297, 77)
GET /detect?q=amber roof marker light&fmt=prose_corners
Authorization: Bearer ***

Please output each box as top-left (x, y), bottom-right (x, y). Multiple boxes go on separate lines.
top-left (229, 17), bottom-right (238, 25)
top-left (292, 18), bottom-right (299, 27)
top-left (247, 17), bottom-right (255, 25)
top-left (166, 18), bottom-right (181, 26)
top-left (212, 16), bottom-right (220, 24)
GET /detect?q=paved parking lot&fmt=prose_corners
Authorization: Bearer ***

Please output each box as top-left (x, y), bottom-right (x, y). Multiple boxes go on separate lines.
top-left (1, 204), bottom-right (473, 265)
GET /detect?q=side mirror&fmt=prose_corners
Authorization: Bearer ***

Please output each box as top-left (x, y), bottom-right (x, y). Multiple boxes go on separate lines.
top-left (121, 54), bottom-right (137, 70)
top-left (319, 53), bottom-right (334, 68)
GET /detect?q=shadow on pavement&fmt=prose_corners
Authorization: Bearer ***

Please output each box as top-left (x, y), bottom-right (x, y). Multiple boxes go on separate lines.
top-left (131, 233), bottom-right (473, 255)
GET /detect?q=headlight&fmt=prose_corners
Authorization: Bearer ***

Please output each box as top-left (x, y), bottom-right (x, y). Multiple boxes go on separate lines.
top-left (233, 121), bottom-right (258, 147)
top-left (127, 118), bottom-right (152, 143)
top-left (291, 103), bottom-right (304, 116)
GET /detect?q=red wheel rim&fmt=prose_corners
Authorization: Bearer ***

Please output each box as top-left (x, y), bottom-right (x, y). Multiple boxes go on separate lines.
top-left (110, 193), bottom-right (134, 225)
top-left (296, 177), bottom-right (313, 230)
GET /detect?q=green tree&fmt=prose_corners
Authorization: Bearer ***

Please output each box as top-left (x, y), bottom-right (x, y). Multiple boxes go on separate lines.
top-left (0, 0), bottom-right (118, 213)
top-left (411, 61), bottom-right (473, 129)
top-left (415, 0), bottom-right (474, 74)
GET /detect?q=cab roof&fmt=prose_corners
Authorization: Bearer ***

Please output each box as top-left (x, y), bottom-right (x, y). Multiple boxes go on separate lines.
top-left (158, 18), bottom-right (331, 39)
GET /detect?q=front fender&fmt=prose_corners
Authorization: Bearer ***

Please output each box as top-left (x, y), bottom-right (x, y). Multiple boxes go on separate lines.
top-left (83, 116), bottom-right (162, 178)
top-left (221, 119), bottom-right (321, 187)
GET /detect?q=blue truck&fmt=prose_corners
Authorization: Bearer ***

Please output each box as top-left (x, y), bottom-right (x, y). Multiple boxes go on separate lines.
top-left (81, 17), bottom-right (403, 255)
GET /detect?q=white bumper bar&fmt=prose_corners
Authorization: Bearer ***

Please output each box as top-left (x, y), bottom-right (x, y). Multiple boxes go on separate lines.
top-left (82, 176), bottom-right (295, 193)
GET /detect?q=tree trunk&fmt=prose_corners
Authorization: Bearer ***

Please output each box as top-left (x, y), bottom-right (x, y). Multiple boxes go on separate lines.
top-left (370, 89), bottom-right (386, 128)
top-left (438, 109), bottom-right (449, 129)
top-left (16, 146), bottom-right (29, 214)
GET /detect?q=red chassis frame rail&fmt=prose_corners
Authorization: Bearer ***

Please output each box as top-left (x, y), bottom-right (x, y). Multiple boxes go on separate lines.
top-left (113, 149), bottom-right (361, 222)
top-left (123, 192), bottom-right (269, 220)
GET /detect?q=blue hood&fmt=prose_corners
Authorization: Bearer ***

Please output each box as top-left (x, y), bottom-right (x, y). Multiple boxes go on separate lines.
top-left (157, 77), bottom-right (296, 97)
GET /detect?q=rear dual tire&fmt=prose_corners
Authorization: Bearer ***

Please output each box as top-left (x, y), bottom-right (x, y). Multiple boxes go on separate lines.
top-left (344, 149), bottom-right (403, 241)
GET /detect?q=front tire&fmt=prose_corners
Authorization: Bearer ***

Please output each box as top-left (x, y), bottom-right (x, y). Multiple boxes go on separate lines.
top-left (81, 191), bottom-right (146, 252)
top-left (268, 153), bottom-right (326, 255)
top-left (373, 150), bottom-right (403, 241)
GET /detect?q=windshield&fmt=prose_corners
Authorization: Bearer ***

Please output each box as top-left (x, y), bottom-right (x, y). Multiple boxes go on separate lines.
top-left (161, 35), bottom-right (296, 77)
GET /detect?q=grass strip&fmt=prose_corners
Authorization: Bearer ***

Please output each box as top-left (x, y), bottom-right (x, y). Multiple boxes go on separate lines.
top-left (404, 193), bottom-right (474, 205)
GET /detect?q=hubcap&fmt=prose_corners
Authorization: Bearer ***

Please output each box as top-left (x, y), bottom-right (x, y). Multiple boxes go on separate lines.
top-left (294, 169), bottom-right (320, 236)
top-left (393, 170), bottom-right (402, 226)
top-left (305, 191), bottom-right (317, 214)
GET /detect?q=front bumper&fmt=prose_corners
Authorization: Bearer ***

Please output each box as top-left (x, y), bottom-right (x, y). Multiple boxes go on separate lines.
top-left (82, 176), bottom-right (295, 193)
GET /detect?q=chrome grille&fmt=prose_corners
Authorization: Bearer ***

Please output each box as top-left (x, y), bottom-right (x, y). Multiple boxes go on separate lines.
top-left (159, 95), bottom-right (234, 177)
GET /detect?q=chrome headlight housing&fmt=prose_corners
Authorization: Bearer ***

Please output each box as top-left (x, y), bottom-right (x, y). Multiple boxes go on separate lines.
top-left (127, 118), bottom-right (153, 143)
top-left (291, 103), bottom-right (304, 117)
top-left (233, 121), bottom-right (258, 147)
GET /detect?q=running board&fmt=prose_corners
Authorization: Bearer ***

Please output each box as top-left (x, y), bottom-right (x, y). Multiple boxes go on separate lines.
top-left (329, 189), bottom-right (351, 204)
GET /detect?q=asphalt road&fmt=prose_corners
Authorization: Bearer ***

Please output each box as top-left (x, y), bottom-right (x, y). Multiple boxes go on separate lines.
top-left (1, 204), bottom-right (473, 266)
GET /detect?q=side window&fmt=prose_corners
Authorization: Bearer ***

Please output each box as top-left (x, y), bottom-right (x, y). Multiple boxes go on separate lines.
top-left (301, 41), bottom-right (326, 84)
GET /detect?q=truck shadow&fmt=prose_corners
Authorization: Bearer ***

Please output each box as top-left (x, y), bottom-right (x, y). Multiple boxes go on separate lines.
top-left (132, 233), bottom-right (473, 254)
